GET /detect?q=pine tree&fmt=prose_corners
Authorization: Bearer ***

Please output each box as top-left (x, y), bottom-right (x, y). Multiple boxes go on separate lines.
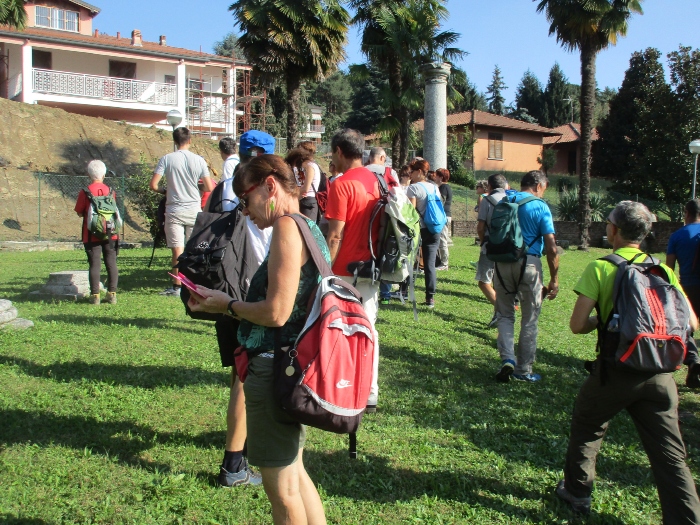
top-left (515, 70), bottom-right (544, 124)
top-left (486, 65), bottom-right (507, 115)
top-left (542, 63), bottom-right (570, 127)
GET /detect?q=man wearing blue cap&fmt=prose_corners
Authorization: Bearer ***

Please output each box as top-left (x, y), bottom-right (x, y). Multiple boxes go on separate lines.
top-left (209, 130), bottom-right (274, 488)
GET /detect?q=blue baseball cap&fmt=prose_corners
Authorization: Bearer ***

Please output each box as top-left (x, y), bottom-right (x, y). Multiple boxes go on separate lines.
top-left (239, 130), bottom-right (275, 156)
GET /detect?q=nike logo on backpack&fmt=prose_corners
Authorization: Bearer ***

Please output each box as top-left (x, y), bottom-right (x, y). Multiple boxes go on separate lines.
top-left (336, 379), bottom-right (352, 389)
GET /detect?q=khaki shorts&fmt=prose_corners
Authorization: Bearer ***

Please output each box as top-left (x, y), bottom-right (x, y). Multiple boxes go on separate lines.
top-left (165, 208), bottom-right (200, 248)
top-left (243, 354), bottom-right (306, 468)
top-left (474, 252), bottom-right (495, 284)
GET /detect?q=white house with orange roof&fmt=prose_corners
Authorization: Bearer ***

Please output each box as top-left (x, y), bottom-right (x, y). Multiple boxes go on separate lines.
top-left (0, 0), bottom-right (251, 138)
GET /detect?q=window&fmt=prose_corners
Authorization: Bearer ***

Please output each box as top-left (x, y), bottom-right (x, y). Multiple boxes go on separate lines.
top-left (32, 50), bottom-right (52, 70)
top-left (35, 6), bottom-right (79, 32)
top-left (164, 75), bottom-right (176, 85)
top-left (109, 61), bottom-right (136, 79)
top-left (488, 133), bottom-right (503, 160)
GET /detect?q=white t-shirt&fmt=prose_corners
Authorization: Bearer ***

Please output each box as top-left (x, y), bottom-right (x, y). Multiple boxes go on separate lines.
top-left (220, 155), bottom-right (240, 209)
top-left (302, 162), bottom-right (321, 198)
top-left (218, 158), bottom-right (271, 266)
top-left (155, 150), bottom-right (210, 214)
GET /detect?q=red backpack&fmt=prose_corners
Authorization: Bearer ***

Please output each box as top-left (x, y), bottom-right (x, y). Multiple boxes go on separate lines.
top-left (275, 215), bottom-right (375, 457)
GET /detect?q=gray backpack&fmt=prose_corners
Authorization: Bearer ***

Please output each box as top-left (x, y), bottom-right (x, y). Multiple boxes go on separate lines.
top-left (598, 253), bottom-right (690, 373)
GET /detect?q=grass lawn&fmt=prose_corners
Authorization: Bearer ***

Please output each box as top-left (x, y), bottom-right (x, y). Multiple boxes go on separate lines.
top-left (1, 240), bottom-right (700, 524)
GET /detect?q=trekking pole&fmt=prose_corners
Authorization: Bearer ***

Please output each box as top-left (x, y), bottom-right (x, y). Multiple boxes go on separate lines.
top-left (148, 234), bottom-right (159, 268)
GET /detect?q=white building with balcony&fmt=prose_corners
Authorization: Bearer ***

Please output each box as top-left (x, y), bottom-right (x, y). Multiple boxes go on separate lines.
top-left (301, 104), bottom-right (325, 144)
top-left (0, 0), bottom-right (247, 137)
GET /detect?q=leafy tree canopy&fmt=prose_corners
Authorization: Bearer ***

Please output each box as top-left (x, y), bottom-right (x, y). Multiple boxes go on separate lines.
top-left (213, 32), bottom-right (243, 58)
top-left (0, 0), bottom-right (26, 29)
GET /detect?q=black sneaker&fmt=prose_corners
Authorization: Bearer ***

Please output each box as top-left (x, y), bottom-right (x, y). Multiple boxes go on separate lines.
top-left (687, 362), bottom-right (700, 388)
top-left (495, 359), bottom-right (515, 382)
top-left (555, 480), bottom-right (591, 514)
top-left (218, 458), bottom-right (262, 487)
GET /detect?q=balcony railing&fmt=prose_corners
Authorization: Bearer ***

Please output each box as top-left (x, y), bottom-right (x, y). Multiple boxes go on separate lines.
top-left (32, 68), bottom-right (177, 105)
top-left (307, 124), bottom-right (325, 133)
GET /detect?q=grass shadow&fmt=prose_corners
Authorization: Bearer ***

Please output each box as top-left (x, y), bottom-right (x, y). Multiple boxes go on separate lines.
top-left (305, 449), bottom-right (629, 524)
top-left (0, 355), bottom-right (226, 389)
top-left (39, 314), bottom-right (211, 335)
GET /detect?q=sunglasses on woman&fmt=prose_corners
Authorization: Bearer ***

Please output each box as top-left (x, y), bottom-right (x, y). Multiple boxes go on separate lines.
top-left (237, 183), bottom-right (260, 208)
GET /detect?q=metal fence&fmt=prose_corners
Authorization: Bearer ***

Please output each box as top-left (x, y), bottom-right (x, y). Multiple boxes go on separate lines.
top-left (0, 172), bottom-right (128, 242)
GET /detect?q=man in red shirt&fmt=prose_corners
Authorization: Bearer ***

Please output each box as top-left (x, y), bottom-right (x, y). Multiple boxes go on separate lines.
top-left (325, 128), bottom-right (382, 411)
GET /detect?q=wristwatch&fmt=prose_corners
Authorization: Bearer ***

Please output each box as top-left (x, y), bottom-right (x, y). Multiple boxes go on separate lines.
top-left (227, 299), bottom-right (238, 317)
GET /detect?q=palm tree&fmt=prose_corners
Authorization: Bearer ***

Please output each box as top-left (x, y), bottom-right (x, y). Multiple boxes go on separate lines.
top-left (229, 0), bottom-right (349, 149)
top-left (352, 0), bottom-right (464, 166)
top-left (0, 0), bottom-right (26, 29)
top-left (535, 0), bottom-right (643, 249)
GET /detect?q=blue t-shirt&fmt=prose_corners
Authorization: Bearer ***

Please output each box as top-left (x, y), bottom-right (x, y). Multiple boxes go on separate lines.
top-left (667, 223), bottom-right (700, 287)
top-left (513, 191), bottom-right (555, 257)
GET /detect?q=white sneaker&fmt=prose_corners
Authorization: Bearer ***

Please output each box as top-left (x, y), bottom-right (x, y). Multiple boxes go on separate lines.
top-left (159, 287), bottom-right (181, 296)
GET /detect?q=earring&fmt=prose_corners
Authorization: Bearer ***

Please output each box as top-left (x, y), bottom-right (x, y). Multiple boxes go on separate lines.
top-left (270, 199), bottom-right (275, 212)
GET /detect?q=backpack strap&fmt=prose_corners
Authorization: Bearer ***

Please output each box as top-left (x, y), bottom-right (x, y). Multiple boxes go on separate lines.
top-left (285, 214), bottom-right (333, 278)
top-left (515, 195), bottom-right (541, 207)
top-left (484, 194), bottom-right (501, 207)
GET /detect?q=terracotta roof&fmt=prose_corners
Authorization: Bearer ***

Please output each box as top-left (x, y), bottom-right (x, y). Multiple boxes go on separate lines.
top-left (413, 109), bottom-right (562, 136)
top-left (0, 25), bottom-right (244, 65)
top-left (63, 0), bottom-right (101, 14)
top-left (543, 122), bottom-right (599, 144)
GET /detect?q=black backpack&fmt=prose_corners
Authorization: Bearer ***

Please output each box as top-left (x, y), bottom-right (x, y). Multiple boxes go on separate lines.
top-left (177, 183), bottom-right (258, 321)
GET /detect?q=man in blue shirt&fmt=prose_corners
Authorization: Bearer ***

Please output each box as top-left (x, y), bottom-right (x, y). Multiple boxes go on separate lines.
top-left (666, 199), bottom-right (700, 315)
top-left (494, 170), bottom-right (559, 382)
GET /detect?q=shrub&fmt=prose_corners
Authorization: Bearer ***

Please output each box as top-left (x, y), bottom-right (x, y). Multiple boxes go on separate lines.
top-left (126, 153), bottom-right (165, 244)
top-left (447, 135), bottom-right (475, 188)
top-left (556, 188), bottom-right (610, 222)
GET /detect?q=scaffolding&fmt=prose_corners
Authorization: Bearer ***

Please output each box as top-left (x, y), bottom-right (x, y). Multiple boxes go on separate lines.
top-left (234, 66), bottom-right (266, 136)
top-left (185, 70), bottom-right (234, 139)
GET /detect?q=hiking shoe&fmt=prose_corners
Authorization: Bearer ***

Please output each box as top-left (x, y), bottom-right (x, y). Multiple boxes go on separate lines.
top-left (218, 459), bottom-right (262, 487)
top-left (88, 294), bottom-right (100, 305)
top-left (159, 287), bottom-right (181, 296)
top-left (487, 311), bottom-right (499, 328)
top-left (555, 480), bottom-right (591, 515)
top-left (496, 359), bottom-right (515, 382)
top-left (512, 373), bottom-right (542, 382)
top-left (105, 292), bottom-right (117, 305)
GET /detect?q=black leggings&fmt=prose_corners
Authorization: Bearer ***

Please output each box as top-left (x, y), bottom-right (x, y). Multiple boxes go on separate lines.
top-left (420, 227), bottom-right (441, 298)
top-left (84, 240), bottom-right (118, 294)
top-left (299, 196), bottom-right (319, 223)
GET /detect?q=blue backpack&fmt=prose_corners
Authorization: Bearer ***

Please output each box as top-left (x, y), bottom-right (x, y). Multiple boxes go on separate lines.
top-left (419, 182), bottom-right (447, 234)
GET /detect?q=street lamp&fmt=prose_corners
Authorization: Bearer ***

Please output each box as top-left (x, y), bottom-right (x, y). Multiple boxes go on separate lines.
top-left (166, 109), bottom-right (183, 152)
top-left (690, 139), bottom-right (700, 199)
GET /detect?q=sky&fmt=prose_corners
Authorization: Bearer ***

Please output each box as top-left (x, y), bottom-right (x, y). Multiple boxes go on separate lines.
top-left (95, 0), bottom-right (700, 101)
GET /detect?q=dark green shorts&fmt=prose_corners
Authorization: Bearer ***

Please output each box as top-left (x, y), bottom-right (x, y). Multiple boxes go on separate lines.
top-left (243, 354), bottom-right (306, 467)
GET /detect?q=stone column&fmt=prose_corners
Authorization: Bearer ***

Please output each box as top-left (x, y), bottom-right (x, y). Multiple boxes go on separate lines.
top-left (21, 40), bottom-right (34, 104)
top-left (420, 62), bottom-right (451, 171)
